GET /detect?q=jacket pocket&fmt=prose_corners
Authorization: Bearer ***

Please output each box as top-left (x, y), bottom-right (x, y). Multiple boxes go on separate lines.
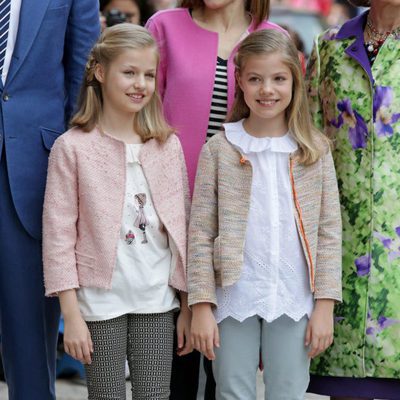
top-left (41, 127), bottom-right (63, 151)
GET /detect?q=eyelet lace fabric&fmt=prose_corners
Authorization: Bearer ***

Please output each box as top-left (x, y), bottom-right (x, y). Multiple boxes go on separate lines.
top-left (214, 121), bottom-right (314, 323)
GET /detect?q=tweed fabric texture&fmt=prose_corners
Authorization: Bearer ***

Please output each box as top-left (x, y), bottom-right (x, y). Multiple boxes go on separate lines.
top-left (85, 311), bottom-right (174, 399)
top-left (187, 132), bottom-right (342, 306)
top-left (43, 127), bottom-right (189, 296)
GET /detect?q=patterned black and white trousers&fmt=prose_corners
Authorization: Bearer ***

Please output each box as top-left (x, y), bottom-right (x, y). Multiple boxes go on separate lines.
top-left (85, 311), bottom-right (175, 400)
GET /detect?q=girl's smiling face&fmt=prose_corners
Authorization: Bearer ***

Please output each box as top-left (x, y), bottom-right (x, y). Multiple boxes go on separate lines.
top-left (237, 52), bottom-right (293, 132)
top-left (96, 46), bottom-right (157, 118)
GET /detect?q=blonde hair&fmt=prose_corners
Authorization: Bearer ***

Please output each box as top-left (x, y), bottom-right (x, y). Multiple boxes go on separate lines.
top-left (71, 23), bottom-right (173, 142)
top-left (179, 0), bottom-right (270, 26)
top-left (228, 29), bottom-right (329, 165)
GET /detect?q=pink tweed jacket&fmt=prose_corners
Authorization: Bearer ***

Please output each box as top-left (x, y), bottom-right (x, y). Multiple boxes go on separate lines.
top-left (43, 127), bottom-right (189, 296)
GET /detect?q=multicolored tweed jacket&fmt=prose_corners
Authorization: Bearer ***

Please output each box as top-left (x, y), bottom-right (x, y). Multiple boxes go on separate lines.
top-left (187, 131), bottom-right (342, 306)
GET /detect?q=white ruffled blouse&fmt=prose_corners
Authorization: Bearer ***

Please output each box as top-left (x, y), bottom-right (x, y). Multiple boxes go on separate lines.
top-left (214, 120), bottom-right (314, 324)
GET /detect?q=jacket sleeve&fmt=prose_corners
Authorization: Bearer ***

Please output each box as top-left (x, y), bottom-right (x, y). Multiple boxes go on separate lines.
top-left (314, 149), bottom-right (342, 302)
top-left (306, 35), bottom-right (324, 131)
top-left (146, 16), bottom-right (167, 99)
top-left (43, 137), bottom-right (80, 296)
top-left (172, 134), bottom-right (190, 292)
top-left (187, 143), bottom-right (218, 306)
top-left (63, 0), bottom-right (100, 123)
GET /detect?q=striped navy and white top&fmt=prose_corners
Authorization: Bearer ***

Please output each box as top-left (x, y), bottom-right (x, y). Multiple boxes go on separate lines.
top-left (206, 57), bottom-right (228, 140)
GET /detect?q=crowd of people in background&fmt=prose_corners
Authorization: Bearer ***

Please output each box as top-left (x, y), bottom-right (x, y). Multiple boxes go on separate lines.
top-left (1, 1), bottom-right (400, 400)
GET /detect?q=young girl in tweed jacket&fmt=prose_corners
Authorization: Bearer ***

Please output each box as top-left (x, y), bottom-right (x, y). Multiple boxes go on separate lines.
top-left (187, 29), bottom-right (342, 400)
top-left (43, 24), bottom-right (191, 399)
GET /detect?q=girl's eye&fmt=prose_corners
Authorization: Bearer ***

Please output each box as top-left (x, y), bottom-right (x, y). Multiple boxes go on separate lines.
top-left (124, 71), bottom-right (134, 76)
top-left (249, 77), bottom-right (260, 82)
top-left (146, 73), bottom-right (156, 79)
top-left (276, 76), bottom-right (286, 82)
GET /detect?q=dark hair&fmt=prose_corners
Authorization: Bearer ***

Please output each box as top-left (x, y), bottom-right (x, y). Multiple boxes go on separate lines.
top-left (347, 0), bottom-right (370, 7)
top-left (100, 0), bottom-right (155, 25)
top-left (179, 0), bottom-right (270, 26)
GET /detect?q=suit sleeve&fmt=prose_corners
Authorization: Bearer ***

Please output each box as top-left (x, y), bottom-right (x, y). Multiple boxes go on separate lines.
top-left (43, 137), bottom-right (80, 296)
top-left (63, 0), bottom-right (100, 123)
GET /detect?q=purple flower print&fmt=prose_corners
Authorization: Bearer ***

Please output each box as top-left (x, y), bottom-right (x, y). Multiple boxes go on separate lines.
top-left (366, 314), bottom-right (400, 337)
top-left (378, 316), bottom-right (400, 329)
top-left (373, 232), bottom-right (392, 249)
top-left (355, 254), bottom-right (371, 276)
top-left (331, 99), bottom-right (368, 149)
top-left (366, 327), bottom-right (375, 335)
top-left (396, 226), bottom-right (400, 237)
top-left (373, 86), bottom-right (400, 137)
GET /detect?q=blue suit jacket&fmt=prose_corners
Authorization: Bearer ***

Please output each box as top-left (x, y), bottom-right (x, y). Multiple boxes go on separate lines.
top-left (0, 0), bottom-right (100, 239)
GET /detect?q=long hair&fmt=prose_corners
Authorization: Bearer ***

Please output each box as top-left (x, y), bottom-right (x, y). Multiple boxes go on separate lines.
top-left (228, 29), bottom-right (329, 165)
top-left (179, 0), bottom-right (270, 26)
top-left (71, 23), bottom-right (173, 142)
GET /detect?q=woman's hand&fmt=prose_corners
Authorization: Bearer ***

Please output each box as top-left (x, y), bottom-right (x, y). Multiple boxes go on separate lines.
top-left (176, 306), bottom-right (193, 356)
top-left (59, 289), bottom-right (93, 364)
top-left (63, 312), bottom-right (93, 364)
top-left (191, 302), bottom-right (219, 360)
top-left (305, 299), bottom-right (335, 358)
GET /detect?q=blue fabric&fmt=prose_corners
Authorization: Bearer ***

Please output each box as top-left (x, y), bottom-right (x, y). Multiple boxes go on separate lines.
top-left (0, 0), bottom-right (11, 73)
top-left (0, 1), bottom-right (100, 399)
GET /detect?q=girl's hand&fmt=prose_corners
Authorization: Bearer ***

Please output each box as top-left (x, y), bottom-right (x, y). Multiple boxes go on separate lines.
top-left (176, 306), bottom-right (193, 356)
top-left (63, 312), bottom-right (93, 365)
top-left (305, 299), bottom-right (335, 358)
top-left (59, 289), bottom-right (94, 364)
top-left (191, 302), bottom-right (219, 361)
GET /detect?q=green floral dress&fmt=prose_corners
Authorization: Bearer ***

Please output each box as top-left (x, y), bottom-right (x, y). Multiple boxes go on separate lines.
top-left (306, 13), bottom-right (400, 382)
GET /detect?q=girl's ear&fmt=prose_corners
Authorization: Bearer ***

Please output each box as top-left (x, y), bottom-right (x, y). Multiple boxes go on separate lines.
top-left (94, 63), bottom-right (105, 83)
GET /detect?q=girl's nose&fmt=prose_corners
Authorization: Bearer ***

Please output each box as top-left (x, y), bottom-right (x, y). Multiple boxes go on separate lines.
top-left (133, 75), bottom-right (145, 90)
top-left (260, 82), bottom-right (273, 94)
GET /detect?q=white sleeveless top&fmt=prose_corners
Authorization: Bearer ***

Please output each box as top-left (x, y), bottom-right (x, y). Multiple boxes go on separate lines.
top-left (214, 120), bottom-right (314, 324)
top-left (77, 144), bottom-right (179, 321)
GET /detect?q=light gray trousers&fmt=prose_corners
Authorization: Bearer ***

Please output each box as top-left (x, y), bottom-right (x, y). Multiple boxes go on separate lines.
top-left (213, 314), bottom-right (310, 400)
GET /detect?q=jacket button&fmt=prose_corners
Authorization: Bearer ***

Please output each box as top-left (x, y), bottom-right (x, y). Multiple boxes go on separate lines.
top-left (3, 94), bottom-right (9, 101)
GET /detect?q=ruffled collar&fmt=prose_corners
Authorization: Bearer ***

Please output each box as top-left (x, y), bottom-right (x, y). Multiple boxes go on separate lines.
top-left (224, 119), bottom-right (298, 154)
top-left (126, 143), bottom-right (143, 164)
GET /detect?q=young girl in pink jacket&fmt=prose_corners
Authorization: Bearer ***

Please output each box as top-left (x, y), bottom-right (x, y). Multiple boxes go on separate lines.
top-left (43, 24), bottom-right (191, 399)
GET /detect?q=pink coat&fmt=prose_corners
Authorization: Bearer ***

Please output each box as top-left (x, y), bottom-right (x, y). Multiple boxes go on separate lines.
top-left (146, 8), bottom-right (285, 192)
top-left (43, 127), bottom-right (189, 296)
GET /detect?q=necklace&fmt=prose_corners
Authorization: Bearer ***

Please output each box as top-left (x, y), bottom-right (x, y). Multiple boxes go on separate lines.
top-left (365, 14), bottom-right (400, 63)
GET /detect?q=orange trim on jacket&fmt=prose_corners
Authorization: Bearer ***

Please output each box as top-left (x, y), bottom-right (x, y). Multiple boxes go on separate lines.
top-left (289, 157), bottom-right (315, 292)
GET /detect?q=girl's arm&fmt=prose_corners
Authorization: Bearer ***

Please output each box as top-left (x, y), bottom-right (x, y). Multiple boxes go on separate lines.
top-left (43, 136), bottom-right (80, 296)
top-left (306, 148), bottom-right (342, 358)
top-left (59, 290), bottom-right (93, 365)
top-left (305, 299), bottom-right (334, 358)
top-left (191, 302), bottom-right (219, 361)
top-left (187, 143), bottom-right (220, 359)
top-left (176, 292), bottom-right (193, 356)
